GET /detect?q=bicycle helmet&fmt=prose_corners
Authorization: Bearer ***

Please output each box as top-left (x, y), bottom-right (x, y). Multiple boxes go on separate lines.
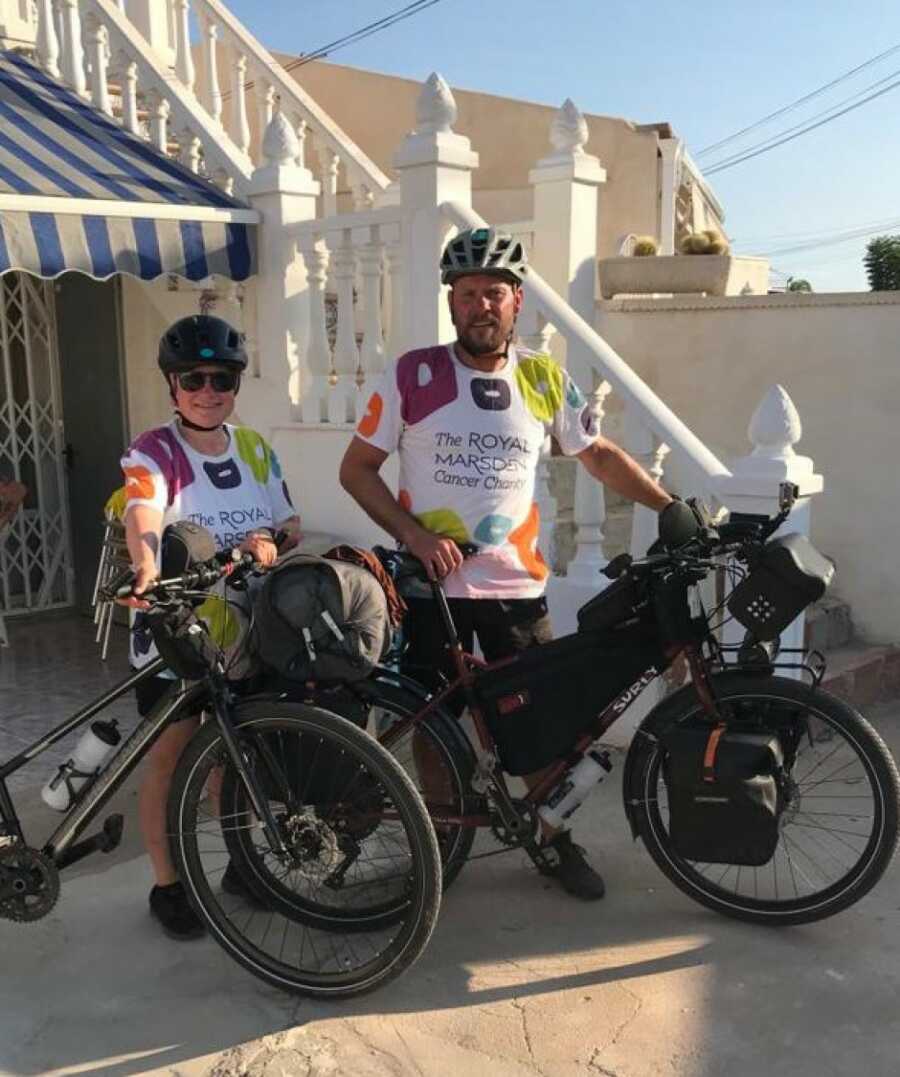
top-left (157, 315), bottom-right (248, 375)
top-left (440, 227), bottom-right (528, 286)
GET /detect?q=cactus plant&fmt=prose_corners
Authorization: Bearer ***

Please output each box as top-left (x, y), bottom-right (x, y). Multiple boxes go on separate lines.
top-left (631, 235), bottom-right (658, 257)
top-left (680, 230), bottom-right (731, 255)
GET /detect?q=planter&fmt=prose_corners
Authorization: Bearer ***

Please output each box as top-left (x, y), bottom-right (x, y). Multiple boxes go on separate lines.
top-left (598, 255), bottom-right (768, 299)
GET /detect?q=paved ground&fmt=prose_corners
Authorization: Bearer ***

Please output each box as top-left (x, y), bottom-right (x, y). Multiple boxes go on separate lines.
top-left (2, 616), bottom-right (900, 1077)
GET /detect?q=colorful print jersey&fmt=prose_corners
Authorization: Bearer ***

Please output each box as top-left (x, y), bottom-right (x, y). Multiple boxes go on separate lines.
top-left (357, 345), bottom-right (597, 598)
top-left (121, 420), bottom-right (294, 668)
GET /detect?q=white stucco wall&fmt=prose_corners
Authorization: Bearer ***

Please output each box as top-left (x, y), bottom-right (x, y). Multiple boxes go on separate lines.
top-left (596, 291), bottom-right (900, 643)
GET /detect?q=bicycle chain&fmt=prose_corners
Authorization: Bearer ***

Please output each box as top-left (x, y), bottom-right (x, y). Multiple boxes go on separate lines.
top-left (0, 845), bottom-right (60, 922)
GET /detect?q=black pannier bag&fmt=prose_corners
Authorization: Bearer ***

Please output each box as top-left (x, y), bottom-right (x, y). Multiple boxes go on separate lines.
top-left (660, 726), bottom-right (784, 866)
top-left (252, 552), bottom-right (391, 684)
top-left (475, 629), bottom-right (664, 776)
top-left (727, 533), bottom-right (834, 641)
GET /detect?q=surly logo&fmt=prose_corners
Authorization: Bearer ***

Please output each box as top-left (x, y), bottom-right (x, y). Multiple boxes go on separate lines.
top-left (612, 667), bottom-right (658, 714)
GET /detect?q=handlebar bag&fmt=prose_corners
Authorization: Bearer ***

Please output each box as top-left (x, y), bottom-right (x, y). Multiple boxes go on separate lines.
top-left (146, 605), bottom-right (221, 680)
top-left (251, 552), bottom-right (391, 683)
top-left (659, 726), bottom-right (784, 865)
top-left (576, 574), bottom-right (643, 632)
top-left (727, 532), bottom-right (835, 641)
top-left (475, 627), bottom-right (665, 775)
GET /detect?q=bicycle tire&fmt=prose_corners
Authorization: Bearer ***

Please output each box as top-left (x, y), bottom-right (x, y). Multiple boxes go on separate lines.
top-left (168, 701), bottom-right (442, 998)
top-left (355, 677), bottom-right (478, 891)
top-left (629, 674), bottom-right (900, 925)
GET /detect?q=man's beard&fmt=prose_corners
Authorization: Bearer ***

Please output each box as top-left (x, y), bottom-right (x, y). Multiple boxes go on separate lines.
top-left (456, 320), bottom-right (510, 356)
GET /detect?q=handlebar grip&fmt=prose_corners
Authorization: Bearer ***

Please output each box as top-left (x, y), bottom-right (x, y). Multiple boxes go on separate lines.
top-left (457, 542), bottom-right (480, 559)
top-left (99, 566), bottom-right (136, 602)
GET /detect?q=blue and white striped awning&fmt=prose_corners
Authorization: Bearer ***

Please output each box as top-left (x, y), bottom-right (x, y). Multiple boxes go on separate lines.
top-left (0, 51), bottom-right (257, 281)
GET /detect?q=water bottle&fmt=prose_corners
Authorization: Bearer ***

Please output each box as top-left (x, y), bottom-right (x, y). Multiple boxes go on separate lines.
top-left (538, 746), bottom-right (612, 830)
top-left (41, 719), bottom-right (121, 812)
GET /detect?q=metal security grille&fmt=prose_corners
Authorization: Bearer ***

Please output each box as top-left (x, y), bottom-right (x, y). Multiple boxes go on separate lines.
top-left (0, 273), bottom-right (73, 616)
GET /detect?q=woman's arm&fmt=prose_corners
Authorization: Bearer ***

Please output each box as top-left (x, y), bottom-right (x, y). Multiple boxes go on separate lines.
top-left (123, 503), bottom-right (163, 606)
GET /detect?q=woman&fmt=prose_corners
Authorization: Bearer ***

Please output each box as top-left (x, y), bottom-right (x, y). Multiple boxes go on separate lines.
top-left (121, 314), bottom-right (300, 939)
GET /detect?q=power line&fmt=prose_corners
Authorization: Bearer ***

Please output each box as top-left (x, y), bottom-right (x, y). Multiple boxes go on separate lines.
top-left (287, 0), bottom-right (446, 69)
top-left (696, 42), bottom-right (900, 158)
top-left (736, 219), bottom-right (900, 258)
top-left (703, 65), bottom-right (900, 173)
top-left (704, 74), bottom-right (900, 176)
top-left (732, 214), bottom-right (900, 245)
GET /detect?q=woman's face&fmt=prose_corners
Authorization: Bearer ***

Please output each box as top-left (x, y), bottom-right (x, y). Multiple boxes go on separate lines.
top-left (171, 364), bottom-right (238, 427)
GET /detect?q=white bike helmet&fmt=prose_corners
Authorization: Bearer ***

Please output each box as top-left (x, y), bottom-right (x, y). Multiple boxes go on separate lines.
top-left (440, 227), bottom-right (528, 286)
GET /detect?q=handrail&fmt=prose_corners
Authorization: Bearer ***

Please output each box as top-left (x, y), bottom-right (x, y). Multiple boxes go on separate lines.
top-left (441, 200), bottom-right (732, 484)
top-left (293, 205), bottom-right (403, 239)
top-left (193, 0), bottom-right (390, 194)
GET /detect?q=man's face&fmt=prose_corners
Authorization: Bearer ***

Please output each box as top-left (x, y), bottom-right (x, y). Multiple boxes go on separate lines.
top-left (448, 274), bottom-right (523, 357)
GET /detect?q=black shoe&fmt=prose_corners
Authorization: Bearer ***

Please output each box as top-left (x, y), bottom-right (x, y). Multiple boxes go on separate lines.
top-left (149, 881), bottom-right (205, 939)
top-left (544, 831), bottom-right (606, 901)
top-left (221, 860), bottom-right (268, 908)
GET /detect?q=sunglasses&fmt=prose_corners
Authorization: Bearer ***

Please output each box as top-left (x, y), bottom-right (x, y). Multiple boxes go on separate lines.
top-left (176, 370), bottom-right (239, 393)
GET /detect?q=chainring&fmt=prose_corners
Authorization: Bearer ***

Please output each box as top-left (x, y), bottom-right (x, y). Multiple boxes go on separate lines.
top-left (0, 845), bottom-right (60, 922)
top-left (489, 798), bottom-right (540, 848)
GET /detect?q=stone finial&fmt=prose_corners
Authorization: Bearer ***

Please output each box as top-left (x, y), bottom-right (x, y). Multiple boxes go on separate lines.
top-left (748, 384), bottom-right (801, 458)
top-left (416, 72), bottom-right (457, 134)
top-left (262, 110), bottom-right (300, 166)
top-left (550, 99), bottom-right (588, 155)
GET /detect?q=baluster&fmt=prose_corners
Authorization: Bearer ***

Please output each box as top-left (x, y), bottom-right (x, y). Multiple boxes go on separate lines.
top-left (352, 181), bottom-right (374, 212)
top-left (178, 127), bottom-right (202, 173)
top-left (519, 308), bottom-right (556, 355)
top-left (147, 91), bottom-right (170, 153)
top-left (211, 168), bottom-right (235, 196)
top-left (358, 227), bottom-right (386, 386)
top-left (117, 52), bottom-right (139, 134)
top-left (290, 115), bottom-right (308, 169)
top-left (330, 230), bottom-right (360, 423)
top-left (316, 144), bottom-right (340, 217)
top-left (229, 49), bottom-right (250, 155)
top-left (623, 406), bottom-right (670, 557)
top-left (58, 0), bottom-right (86, 97)
top-left (568, 381), bottom-right (612, 584)
top-left (35, 0), bottom-right (60, 78)
top-left (172, 0), bottom-right (195, 92)
top-left (299, 237), bottom-right (332, 423)
top-left (83, 14), bottom-right (111, 115)
top-left (197, 9), bottom-right (222, 124)
top-left (384, 234), bottom-right (404, 362)
top-left (255, 80), bottom-right (276, 155)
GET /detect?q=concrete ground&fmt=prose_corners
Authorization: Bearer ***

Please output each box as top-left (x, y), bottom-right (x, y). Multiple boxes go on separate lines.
top-left (2, 615), bottom-right (900, 1077)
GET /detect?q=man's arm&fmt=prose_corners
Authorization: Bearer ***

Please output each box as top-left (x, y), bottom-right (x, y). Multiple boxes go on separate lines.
top-left (576, 437), bottom-right (673, 511)
top-left (339, 437), bottom-right (463, 578)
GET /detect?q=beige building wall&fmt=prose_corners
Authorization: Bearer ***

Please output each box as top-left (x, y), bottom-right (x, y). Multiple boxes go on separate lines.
top-left (596, 292), bottom-right (900, 642)
top-left (276, 57), bottom-right (666, 257)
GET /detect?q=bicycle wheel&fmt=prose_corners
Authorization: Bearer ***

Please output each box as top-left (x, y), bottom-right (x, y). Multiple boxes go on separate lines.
top-left (630, 673), bottom-right (900, 925)
top-left (168, 701), bottom-right (441, 998)
top-left (355, 677), bottom-right (478, 891)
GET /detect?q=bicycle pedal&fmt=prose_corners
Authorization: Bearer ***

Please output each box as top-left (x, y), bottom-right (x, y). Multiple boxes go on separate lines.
top-left (54, 813), bottom-right (124, 871)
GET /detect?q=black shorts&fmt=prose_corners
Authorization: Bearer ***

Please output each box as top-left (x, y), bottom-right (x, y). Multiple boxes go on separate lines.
top-left (400, 595), bottom-right (553, 713)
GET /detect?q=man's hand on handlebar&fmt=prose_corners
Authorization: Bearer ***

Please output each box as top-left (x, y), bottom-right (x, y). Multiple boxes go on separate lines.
top-left (115, 560), bottom-right (154, 610)
top-left (404, 528), bottom-right (466, 580)
top-left (239, 529), bottom-right (279, 568)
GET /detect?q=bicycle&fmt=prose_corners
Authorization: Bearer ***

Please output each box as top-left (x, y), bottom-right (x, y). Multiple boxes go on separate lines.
top-left (308, 487), bottom-right (900, 925)
top-left (0, 542), bottom-right (441, 998)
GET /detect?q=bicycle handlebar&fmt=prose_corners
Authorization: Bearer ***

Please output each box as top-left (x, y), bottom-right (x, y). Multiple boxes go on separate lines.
top-left (99, 548), bottom-right (257, 605)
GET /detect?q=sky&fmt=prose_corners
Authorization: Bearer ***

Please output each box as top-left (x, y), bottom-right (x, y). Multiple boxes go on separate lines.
top-left (224, 0), bottom-right (900, 292)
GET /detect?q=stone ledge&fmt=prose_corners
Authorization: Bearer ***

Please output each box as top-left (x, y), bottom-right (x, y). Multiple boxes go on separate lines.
top-left (600, 290), bottom-right (900, 314)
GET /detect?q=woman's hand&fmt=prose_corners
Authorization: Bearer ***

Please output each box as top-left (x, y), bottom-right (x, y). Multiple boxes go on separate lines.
top-left (116, 559), bottom-right (156, 610)
top-left (240, 530), bottom-right (278, 567)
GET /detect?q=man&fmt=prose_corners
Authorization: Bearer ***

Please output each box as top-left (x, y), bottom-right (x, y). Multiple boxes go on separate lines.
top-left (339, 227), bottom-right (672, 900)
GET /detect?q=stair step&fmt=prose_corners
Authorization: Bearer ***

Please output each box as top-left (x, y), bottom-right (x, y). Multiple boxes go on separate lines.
top-left (821, 644), bottom-right (900, 709)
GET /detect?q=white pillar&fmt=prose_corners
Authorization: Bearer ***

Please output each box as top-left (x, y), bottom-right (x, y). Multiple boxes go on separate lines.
top-left (393, 72), bottom-right (479, 350)
top-left (715, 385), bottom-right (824, 667)
top-left (247, 112), bottom-right (321, 426)
top-left (659, 137), bottom-right (683, 256)
top-left (529, 99), bottom-right (605, 375)
top-left (567, 380), bottom-right (611, 585)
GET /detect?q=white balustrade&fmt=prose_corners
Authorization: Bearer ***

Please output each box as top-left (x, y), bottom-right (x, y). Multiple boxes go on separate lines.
top-left (623, 406), bottom-right (670, 557)
top-left (228, 48), bottom-right (250, 155)
top-left (172, 0), bottom-right (195, 92)
top-left (384, 237), bottom-right (405, 363)
top-left (178, 127), bottom-right (202, 173)
top-left (117, 51), bottom-right (139, 134)
top-left (197, 8), bottom-right (223, 125)
top-left (255, 80), bottom-right (276, 144)
top-left (58, 0), bottom-right (86, 96)
top-left (357, 230), bottom-right (386, 376)
top-left (35, 0), bottom-right (60, 78)
top-left (568, 381), bottom-right (612, 583)
top-left (147, 89), bottom-right (170, 152)
top-left (316, 144), bottom-right (340, 218)
top-left (84, 12), bottom-right (111, 115)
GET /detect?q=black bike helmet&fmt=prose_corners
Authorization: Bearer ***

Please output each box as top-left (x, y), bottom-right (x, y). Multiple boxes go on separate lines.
top-left (157, 315), bottom-right (248, 375)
